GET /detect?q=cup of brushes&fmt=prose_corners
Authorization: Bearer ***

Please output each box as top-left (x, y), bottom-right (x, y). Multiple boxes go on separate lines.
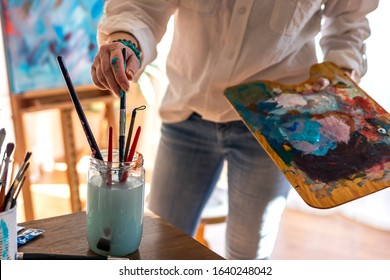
top-left (57, 53), bottom-right (146, 257)
top-left (0, 127), bottom-right (32, 259)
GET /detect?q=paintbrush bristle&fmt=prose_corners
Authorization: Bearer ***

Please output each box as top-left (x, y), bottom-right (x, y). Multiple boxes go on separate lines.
top-left (0, 128), bottom-right (5, 144)
top-left (6, 143), bottom-right (15, 156)
top-left (0, 128), bottom-right (5, 137)
top-left (0, 128), bottom-right (6, 154)
top-left (23, 151), bottom-right (32, 163)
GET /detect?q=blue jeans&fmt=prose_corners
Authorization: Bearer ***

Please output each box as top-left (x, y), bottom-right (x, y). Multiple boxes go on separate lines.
top-left (148, 113), bottom-right (291, 259)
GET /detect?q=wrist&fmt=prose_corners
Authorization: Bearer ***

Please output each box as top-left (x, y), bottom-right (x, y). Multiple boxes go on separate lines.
top-left (112, 38), bottom-right (143, 67)
top-left (108, 32), bottom-right (140, 48)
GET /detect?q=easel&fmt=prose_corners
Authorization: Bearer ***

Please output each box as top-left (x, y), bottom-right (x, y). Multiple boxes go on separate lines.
top-left (9, 86), bottom-right (117, 221)
top-left (0, 0), bottom-right (116, 221)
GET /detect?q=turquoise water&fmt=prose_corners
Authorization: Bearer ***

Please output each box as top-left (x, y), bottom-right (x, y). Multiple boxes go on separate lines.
top-left (86, 176), bottom-right (144, 256)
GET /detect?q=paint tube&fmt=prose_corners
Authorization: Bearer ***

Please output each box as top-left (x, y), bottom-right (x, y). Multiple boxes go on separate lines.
top-left (17, 228), bottom-right (45, 247)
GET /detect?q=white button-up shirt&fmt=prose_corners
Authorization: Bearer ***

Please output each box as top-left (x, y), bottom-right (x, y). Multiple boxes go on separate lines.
top-left (98, 0), bottom-right (378, 123)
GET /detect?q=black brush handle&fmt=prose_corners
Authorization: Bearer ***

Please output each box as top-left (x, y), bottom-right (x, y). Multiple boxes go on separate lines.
top-left (56, 56), bottom-right (103, 160)
top-left (17, 252), bottom-right (128, 260)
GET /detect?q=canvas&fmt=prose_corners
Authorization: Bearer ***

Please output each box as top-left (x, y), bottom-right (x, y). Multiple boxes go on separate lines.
top-left (0, 0), bottom-right (105, 94)
top-left (224, 62), bottom-right (390, 209)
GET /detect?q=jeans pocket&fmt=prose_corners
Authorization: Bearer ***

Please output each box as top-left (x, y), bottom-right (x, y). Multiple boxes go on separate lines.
top-left (269, 0), bottom-right (322, 36)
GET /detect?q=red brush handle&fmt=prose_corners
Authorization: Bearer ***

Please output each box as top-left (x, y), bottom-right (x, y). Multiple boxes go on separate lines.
top-left (108, 126), bottom-right (113, 162)
top-left (126, 126), bottom-right (141, 163)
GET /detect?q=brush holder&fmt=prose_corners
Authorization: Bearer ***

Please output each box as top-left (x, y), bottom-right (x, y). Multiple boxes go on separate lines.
top-left (86, 149), bottom-right (145, 257)
top-left (0, 205), bottom-right (17, 260)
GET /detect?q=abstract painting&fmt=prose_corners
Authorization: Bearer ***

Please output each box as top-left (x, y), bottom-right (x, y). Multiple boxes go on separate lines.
top-left (0, 0), bottom-right (105, 94)
top-left (224, 62), bottom-right (390, 208)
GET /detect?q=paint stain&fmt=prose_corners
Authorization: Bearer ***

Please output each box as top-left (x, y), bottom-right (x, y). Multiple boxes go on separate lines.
top-left (1, 220), bottom-right (10, 259)
top-left (293, 133), bottom-right (389, 183)
top-left (111, 57), bottom-right (119, 73)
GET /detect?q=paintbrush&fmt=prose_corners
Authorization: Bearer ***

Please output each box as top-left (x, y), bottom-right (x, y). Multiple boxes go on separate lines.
top-left (0, 136), bottom-right (8, 173)
top-left (107, 126), bottom-right (113, 186)
top-left (0, 130), bottom-right (7, 209)
top-left (108, 126), bottom-right (113, 163)
top-left (4, 161), bottom-right (30, 211)
top-left (124, 105), bottom-right (146, 162)
top-left (4, 151), bottom-right (31, 208)
top-left (0, 143), bottom-right (14, 210)
top-left (0, 128), bottom-right (5, 156)
top-left (127, 126), bottom-right (141, 163)
top-left (8, 151), bottom-right (31, 192)
top-left (10, 175), bottom-right (26, 209)
top-left (56, 56), bottom-right (103, 160)
top-left (119, 48), bottom-right (127, 162)
top-left (0, 143), bottom-right (14, 185)
top-left (121, 126), bottom-right (141, 183)
top-left (16, 252), bottom-right (128, 260)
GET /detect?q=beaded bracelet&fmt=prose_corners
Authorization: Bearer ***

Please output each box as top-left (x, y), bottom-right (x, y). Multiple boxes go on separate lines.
top-left (112, 39), bottom-right (142, 67)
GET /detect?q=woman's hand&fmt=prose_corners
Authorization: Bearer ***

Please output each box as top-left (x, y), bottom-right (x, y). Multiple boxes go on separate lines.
top-left (91, 41), bottom-right (141, 97)
top-left (312, 68), bottom-right (361, 91)
top-left (312, 77), bottom-right (331, 91)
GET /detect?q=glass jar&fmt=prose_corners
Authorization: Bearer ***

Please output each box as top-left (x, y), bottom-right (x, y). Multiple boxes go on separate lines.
top-left (86, 150), bottom-right (145, 256)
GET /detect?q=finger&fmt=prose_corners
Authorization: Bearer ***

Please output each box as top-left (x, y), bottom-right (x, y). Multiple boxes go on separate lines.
top-left (343, 69), bottom-right (361, 84)
top-left (91, 65), bottom-right (108, 90)
top-left (91, 56), bottom-right (105, 89)
top-left (312, 78), bottom-right (330, 91)
top-left (109, 47), bottom-right (129, 93)
top-left (94, 46), bottom-right (119, 94)
top-left (101, 54), bottom-right (122, 95)
top-left (91, 53), bottom-right (111, 90)
top-left (95, 63), bottom-right (111, 91)
top-left (93, 44), bottom-right (122, 95)
top-left (125, 52), bottom-right (141, 81)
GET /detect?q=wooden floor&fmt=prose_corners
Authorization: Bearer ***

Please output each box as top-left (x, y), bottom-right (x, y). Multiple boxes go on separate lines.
top-left (271, 208), bottom-right (390, 260)
top-left (204, 207), bottom-right (390, 260)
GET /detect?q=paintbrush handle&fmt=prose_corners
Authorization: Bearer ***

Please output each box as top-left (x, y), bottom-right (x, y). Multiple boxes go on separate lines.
top-left (16, 252), bottom-right (128, 260)
top-left (127, 126), bottom-right (141, 163)
top-left (121, 126), bottom-right (142, 183)
top-left (119, 48), bottom-right (127, 162)
top-left (107, 127), bottom-right (113, 186)
top-left (124, 110), bottom-right (137, 162)
top-left (57, 56), bottom-right (103, 160)
top-left (119, 92), bottom-right (126, 161)
top-left (0, 180), bottom-right (5, 210)
top-left (124, 105), bottom-right (146, 161)
top-left (108, 126), bottom-right (113, 163)
top-left (0, 157), bottom-right (11, 190)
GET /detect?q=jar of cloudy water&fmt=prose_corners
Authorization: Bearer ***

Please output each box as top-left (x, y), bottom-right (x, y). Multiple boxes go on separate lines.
top-left (86, 150), bottom-right (145, 257)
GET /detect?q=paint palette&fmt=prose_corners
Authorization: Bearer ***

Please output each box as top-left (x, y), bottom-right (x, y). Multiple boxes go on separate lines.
top-left (224, 62), bottom-right (390, 209)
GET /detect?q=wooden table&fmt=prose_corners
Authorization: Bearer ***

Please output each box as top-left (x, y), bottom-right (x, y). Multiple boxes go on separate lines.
top-left (18, 210), bottom-right (224, 260)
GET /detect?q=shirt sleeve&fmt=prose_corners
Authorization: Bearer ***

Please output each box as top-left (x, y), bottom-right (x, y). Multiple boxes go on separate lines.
top-left (320, 0), bottom-right (379, 77)
top-left (97, 0), bottom-right (177, 66)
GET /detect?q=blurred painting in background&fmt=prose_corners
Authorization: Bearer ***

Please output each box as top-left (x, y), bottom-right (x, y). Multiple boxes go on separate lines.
top-left (0, 0), bottom-right (105, 94)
